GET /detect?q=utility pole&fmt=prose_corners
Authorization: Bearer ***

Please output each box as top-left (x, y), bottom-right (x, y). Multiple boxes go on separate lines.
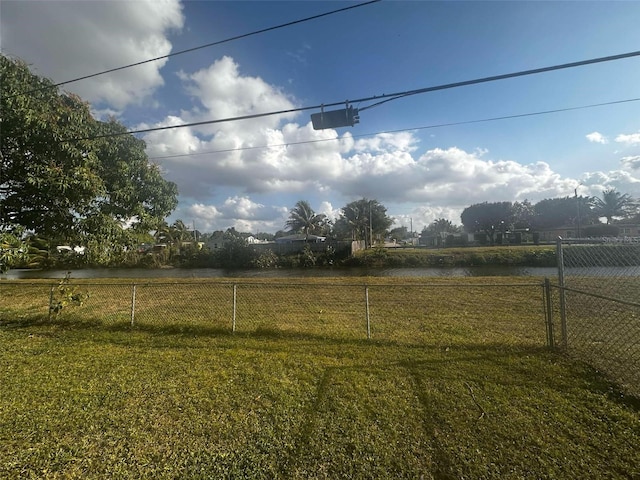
top-left (410, 217), bottom-right (413, 245)
top-left (575, 187), bottom-right (581, 239)
top-left (369, 201), bottom-right (373, 248)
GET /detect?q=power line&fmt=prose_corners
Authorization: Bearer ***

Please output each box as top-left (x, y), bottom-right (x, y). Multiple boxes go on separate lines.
top-left (62, 49), bottom-right (640, 142)
top-left (358, 50), bottom-right (640, 111)
top-left (147, 97), bottom-right (640, 160)
top-left (5, 0), bottom-right (381, 99)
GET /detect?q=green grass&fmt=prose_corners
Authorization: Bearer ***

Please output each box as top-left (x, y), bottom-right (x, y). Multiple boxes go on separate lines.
top-left (350, 245), bottom-right (557, 267)
top-left (1, 277), bottom-right (639, 478)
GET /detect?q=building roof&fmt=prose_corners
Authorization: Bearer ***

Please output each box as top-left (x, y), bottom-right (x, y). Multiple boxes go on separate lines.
top-left (275, 234), bottom-right (326, 243)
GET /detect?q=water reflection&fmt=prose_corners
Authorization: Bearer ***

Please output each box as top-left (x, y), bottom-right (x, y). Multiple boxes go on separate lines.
top-left (2, 265), bottom-right (560, 280)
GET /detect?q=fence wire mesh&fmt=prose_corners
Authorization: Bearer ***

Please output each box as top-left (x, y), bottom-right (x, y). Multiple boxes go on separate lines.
top-left (557, 240), bottom-right (640, 397)
top-left (0, 280), bottom-right (547, 348)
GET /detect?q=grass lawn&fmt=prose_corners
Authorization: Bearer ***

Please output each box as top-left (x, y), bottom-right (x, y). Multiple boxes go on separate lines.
top-left (1, 277), bottom-right (639, 478)
top-left (351, 244), bottom-right (557, 267)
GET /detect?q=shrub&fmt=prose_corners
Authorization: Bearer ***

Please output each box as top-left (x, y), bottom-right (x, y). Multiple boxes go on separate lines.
top-left (49, 273), bottom-right (89, 318)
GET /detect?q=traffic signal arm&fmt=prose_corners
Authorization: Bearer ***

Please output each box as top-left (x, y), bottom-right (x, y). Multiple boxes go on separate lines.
top-left (311, 106), bottom-right (360, 130)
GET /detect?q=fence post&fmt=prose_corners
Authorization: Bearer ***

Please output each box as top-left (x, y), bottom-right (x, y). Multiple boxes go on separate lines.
top-left (543, 278), bottom-right (555, 349)
top-left (232, 284), bottom-right (237, 333)
top-left (48, 285), bottom-right (55, 321)
top-left (365, 286), bottom-right (371, 339)
top-left (130, 284), bottom-right (136, 327)
top-left (556, 237), bottom-right (568, 348)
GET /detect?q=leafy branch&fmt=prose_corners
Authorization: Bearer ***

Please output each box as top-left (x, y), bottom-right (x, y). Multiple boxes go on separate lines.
top-left (49, 273), bottom-right (89, 318)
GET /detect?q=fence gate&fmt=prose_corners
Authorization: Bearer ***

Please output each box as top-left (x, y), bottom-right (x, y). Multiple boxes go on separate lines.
top-left (555, 238), bottom-right (640, 397)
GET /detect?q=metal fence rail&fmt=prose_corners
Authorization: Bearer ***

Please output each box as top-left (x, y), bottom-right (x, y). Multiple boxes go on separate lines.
top-left (556, 239), bottom-right (640, 397)
top-left (0, 280), bottom-right (547, 348)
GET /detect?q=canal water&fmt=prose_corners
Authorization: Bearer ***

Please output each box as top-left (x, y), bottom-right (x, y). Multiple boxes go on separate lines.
top-left (1, 266), bottom-right (560, 280)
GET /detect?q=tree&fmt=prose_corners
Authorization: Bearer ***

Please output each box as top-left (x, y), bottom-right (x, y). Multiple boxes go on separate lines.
top-left (423, 218), bottom-right (460, 236)
top-left (420, 218), bottom-right (461, 246)
top-left (0, 55), bottom-right (177, 245)
top-left (285, 200), bottom-right (327, 241)
top-left (254, 232), bottom-right (275, 241)
top-left (512, 200), bottom-right (535, 230)
top-left (532, 196), bottom-right (595, 230)
top-left (460, 202), bottom-right (514, 245)
top-left (170, 220), bottom-right (191, 244)
top-left (389, 226), bottom-right (410, 242)
top-left (0, 226), bottom-right (28, 273)
top-left (214, 228), bottom-right (256, 268)
top-left (591, 189), bottom-right (636, 224)
top-left (336, 198), bottom-right (393, 246)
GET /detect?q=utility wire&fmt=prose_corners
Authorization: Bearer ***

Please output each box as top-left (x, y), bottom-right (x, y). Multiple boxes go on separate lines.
top-left (147, 97), bottom-right (640, 160)
top-left (5, 0), bottom-right (381, 99)
top-left (358, 50), bottom-right (640, 111)
top-left (62, 49), bottom-right (640, 142)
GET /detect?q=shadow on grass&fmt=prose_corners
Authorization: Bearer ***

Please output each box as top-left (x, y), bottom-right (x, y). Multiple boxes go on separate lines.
top-left (3, 314), bottom-right (639, 409)
top-left (0, 313), bottom-right (553, 352)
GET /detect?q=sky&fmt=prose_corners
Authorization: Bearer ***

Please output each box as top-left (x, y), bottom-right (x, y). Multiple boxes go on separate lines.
top-left (2, 0), bottom-right (639, 234)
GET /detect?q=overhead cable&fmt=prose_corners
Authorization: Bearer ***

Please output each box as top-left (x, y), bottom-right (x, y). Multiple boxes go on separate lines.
top-left (4, 0), bottom-right (381, 99)
top-left (147, 97), bottom-right (640, 160)
top-left (62, 49), bottom-right (640, 142)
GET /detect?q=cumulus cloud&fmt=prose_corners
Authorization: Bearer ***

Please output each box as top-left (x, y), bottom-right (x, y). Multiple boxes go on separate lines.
top-left (1, 0), bottom-right (184, 109)
top-left (176, 56), bottom-right (297, 134)
top-left (615, 131), bottom-right (640, 146)
top-left (183, 198), bottom-right (288, 232)
top-left (580, 167), bottom-right (640, 199)
top-left (621, 156), bottom-right (640, 171)
top-left (586, 132), bottom-right (608, 144)
top-left (139, 55), bottom-right (640, 232)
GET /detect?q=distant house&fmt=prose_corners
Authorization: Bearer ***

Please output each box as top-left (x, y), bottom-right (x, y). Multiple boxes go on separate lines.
top-left (537, 223), bottom-right (640, 242)
top-left (56, 245), bottom-right (85, 255)
top-left (275, 234), bottom-right (326, 244)
top-left (419, 232), bottom-right (473, 247)
top-left (179, 241), bottom-right (204, 251)
top-left (616, 223), bottom-right (640, 237)
top-left (246, 236), bottom-right (269, 244)
top-left (204, 231), bottom-right (226, 250)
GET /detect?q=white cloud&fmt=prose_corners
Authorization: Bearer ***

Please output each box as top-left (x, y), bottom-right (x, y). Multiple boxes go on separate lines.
top-left (621, 156), bottom-right (640, 171)
top-left (586, 132), bottom-right (608, 144)
top-left (353, 132), bottom-right (419, 153)
top-left (139, 56), bottom-right (640, 233)
top-left (580, 169), bottom-right (640, 198)
top-left (1, 0), bottom-right (184, 109)
top-left (615, 131), bottom-right (640, 146)
top-left (286, 43), bottom-right (311, 65)
top-left (176, 56), bottom-right (297, 134)
top-left (318, 201), bottom-right (340, 222)
top-left (183, 198), bottom-right (288, 233)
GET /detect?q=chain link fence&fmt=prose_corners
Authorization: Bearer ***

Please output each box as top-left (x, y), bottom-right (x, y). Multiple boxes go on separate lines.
top-left (1, 279), bottom-right (548, 348)
top-left (555, 239), bottom-right (640, 397)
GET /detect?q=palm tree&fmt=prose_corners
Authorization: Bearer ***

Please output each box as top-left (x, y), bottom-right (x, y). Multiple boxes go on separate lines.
top-left (431, 218), bottom-right (458, 235)
top-left (171, 220), bottom-right (191, 243)
top-left (154, 221), bottom-right (173, 245)
top-left (285, 200), bottom-right (326, 242)
top-left (591, 189), bottom-right (635, 224)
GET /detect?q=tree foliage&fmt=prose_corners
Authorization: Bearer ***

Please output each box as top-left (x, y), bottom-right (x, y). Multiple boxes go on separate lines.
top-left (532, 196), bottom-right (595, 229)
top-left (214, 228), bottom-right (256, 268)
top-left (334, 198), bottom-right (393, 245)
top-left (422, 218), bottom-right (460, 237)
top-left (285, 200), bottom-right (327, 241)
top-left (388, 226), bottom-right (410, 242)
top-left (0, 226), bottom-right (28, 273)
top-left (460, 202), bottom-right (514, 244)
top-left (591, 189), bottom-right (637, 224)
top-left (0, 55), bottom-right (177, 246)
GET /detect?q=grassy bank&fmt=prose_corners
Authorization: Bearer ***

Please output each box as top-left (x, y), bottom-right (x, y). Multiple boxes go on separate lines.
top-left (1, 277), bottom-right (639, 478)
top-left (346, 245), bottom-right (557, 268)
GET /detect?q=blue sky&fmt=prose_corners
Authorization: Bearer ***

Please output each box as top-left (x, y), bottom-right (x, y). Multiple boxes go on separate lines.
top-left (2, 0), bottom-right (639, 233)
